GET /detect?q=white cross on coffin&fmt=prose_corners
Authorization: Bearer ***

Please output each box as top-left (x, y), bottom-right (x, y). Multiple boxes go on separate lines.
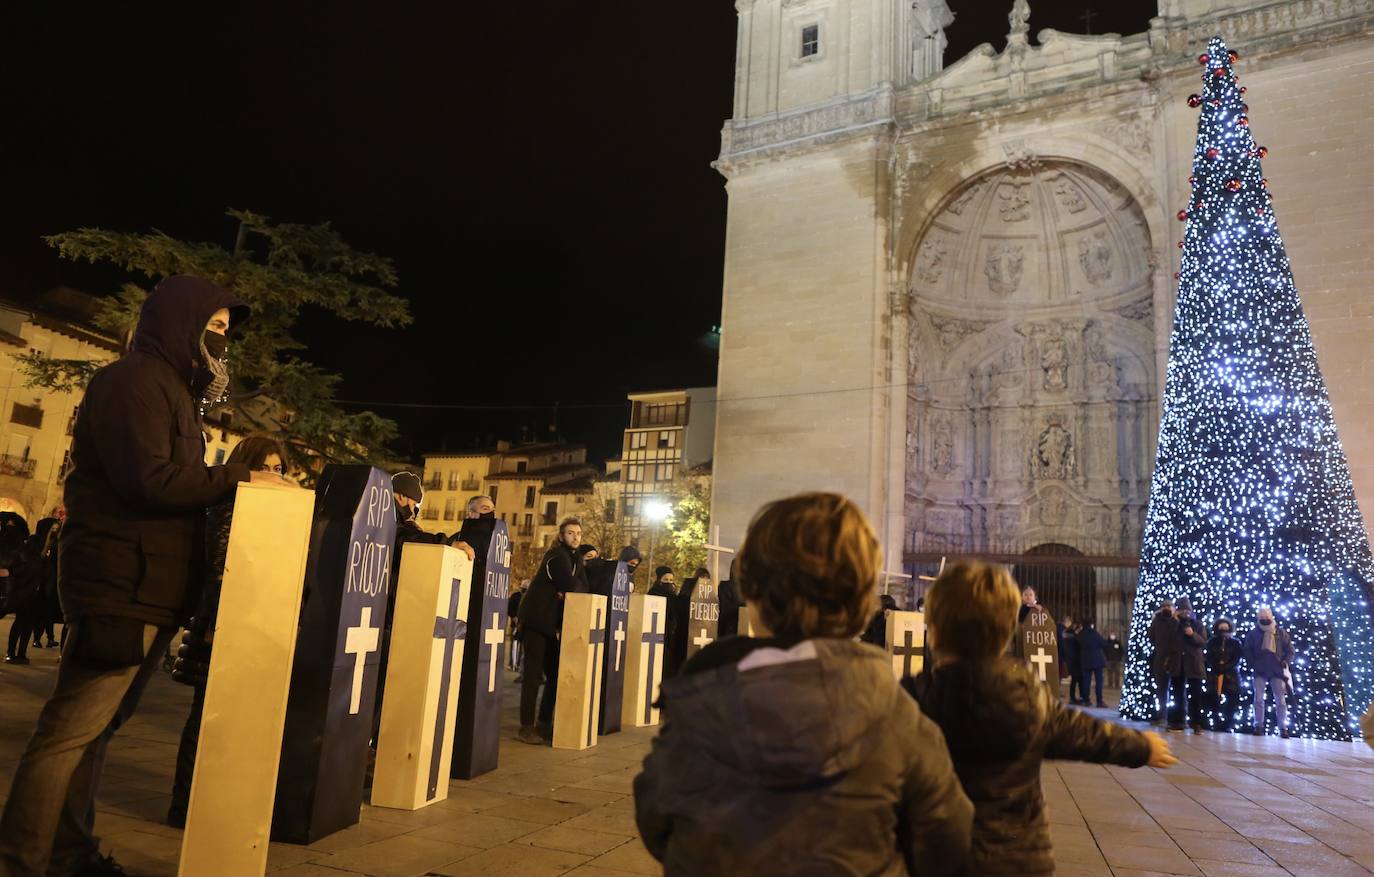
top-left (693, 628), bottom-right (713, 650)
top-left (1030, 647), bottom-right (1054, 682)
top-left (345, 606), bottom-right (380, 714)
top-left (484, 612), bottom-right (505, 693)
top-left (613, 620), bottom-right (626, 671)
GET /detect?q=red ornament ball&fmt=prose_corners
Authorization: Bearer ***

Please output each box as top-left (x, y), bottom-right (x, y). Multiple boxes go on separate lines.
top-left (1261, 178), bottom-right (1269, 188)
top-left (1178, 241), bottom-right (1185, 249)
top-left (1228, 49), bottom-right (1240, 62)
top-left (1177, 209), bottom-right (1189, 221)
top-left (1237, 116), bottom-right (1250, 127)
top-left (1257, 146), bottom-right (1269, 158)
top-left (1211, 98), bottom-right (1222, 107)
top-left (1206, 147), bottom-right (1221, 159)
top-left (1173, 272), bottom-right (1181, 280)
top-left (1188, 174), bottom-right (1197, 186)
top-left (1213, 68), bottom-right (1228, 78)
top-left (1257, 207), bottom-right (1266, 216)
top-left (1240, 86), bottom-right (1248, 94)
top-left (1226, 178), bottom-right (1243, 191)
top-left (1187, 93), bottom-right (1203, 107)
top-left (1198, 53), bottom-right (1210, 65)
top-left (1241, 103), bottom-right (1250, 113)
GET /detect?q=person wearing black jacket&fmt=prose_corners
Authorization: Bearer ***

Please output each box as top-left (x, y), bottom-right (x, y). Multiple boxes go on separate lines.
top-left (717, 558), bottom-right (742, 638)
top-left (667, 567), bottom-right (710, 677)
top-left (1, 514), bottom-right (34, 664)
top-left (1204, 618), bottom-right (1243, 732)
top-left (0, 276), bottom-right (292, 877)
top-left (1167, 597), bottom-right (1207, 733)
top-left (515, 517), bottom-right (587, 744)
top-left (1076, 619), bottom-right (1108, 708)
top-left (588, 546), bottom-right (641, 598)
top-left (1147, 600), bottom-right (1176, 723)
top-left (860, 594), bottom-right (899, 648)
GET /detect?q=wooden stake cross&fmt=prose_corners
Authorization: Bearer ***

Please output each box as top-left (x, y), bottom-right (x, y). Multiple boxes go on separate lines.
top-left (702, 525), bottom-right (736, 583)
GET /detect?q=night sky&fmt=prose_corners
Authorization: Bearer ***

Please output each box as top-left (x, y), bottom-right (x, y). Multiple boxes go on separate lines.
top-left (1, 0), bottom-right (1155, 463)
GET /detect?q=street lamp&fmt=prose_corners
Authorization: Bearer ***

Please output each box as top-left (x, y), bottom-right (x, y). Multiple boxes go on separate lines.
top-left (644, 498), bottom-right (671, 571)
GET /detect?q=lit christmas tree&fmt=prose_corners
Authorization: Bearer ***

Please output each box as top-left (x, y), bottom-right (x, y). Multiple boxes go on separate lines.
top-left (1120, 36), bottom-right (1374, 740)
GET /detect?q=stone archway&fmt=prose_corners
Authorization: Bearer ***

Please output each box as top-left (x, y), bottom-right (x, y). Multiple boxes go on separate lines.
top-left (904, 161), bottom-right (1158, 557)
top-left (1014, 542), bottom-right (1097, 630)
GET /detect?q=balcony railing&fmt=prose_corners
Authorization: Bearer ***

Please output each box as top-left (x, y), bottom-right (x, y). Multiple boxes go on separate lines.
top-left (517, 524), bottom-right (534, 537)
top-left (424, 476), bottom-right (442, 490)
top-left (0, 455), bottom-right (36, 479)
top-left (461, 478), bottom-right (480, 491)
top-left (540, 514), bottom-right (556, 526)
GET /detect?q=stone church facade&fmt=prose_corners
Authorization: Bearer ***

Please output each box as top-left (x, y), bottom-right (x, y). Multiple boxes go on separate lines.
top-left (711, 0), bottom-right (1374, 575)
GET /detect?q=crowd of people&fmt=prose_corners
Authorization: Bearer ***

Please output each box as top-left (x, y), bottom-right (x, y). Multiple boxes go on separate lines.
top-left (0, 272), bottom-right (1370, 877)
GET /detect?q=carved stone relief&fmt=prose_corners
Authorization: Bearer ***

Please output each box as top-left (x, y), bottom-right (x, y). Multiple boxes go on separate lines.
top-left (1038, 490), bottom-right (1069, 526)
top-left (928, 313), bottom-right (994, 353)
top-left (997, 183), bottom-right (1031, 222)
top-left (1040, 332), bottom-right (1070, 392)
top-left (1031, 414), bottom-right (1077, 481)
top-left (1078, 230), bottom-right (1114, 285)
top-left (984, 242), bottom-right (1026, 296)
top-left (1108, 297), bottom-right (1153, 322)
top-left (1050, 173), bottom-right (1087, 213)
top-left (916, 235), bottom-right (949, 285)
top-left (948, 181), bottom-right (984, 215)
top-left (930, 416), bottom-right (956, 476)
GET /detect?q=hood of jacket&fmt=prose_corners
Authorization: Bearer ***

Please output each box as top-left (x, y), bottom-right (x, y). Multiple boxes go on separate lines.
top-left (131, 275), bottom-right (249, 387)
top-left (916, 658), bottom-right (1044, 763)
top-left (659, 639), bottom-right (896, 787)
top-left (617, 545), bottom-right (641, 565)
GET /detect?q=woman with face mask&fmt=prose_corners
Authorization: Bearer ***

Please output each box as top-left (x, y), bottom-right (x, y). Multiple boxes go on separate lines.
top-left (1204, 618), bottom-right (1243, 732)
top-left (1241, 606), bottom-right (1295, 737)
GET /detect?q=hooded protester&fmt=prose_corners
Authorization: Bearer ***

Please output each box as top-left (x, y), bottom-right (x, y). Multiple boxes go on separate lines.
top-left (0, 275), bottom-right (292, 877)
top-left (1147, 600), bottom-right (1176, 722)
top-left (1241, 605), bottom-right (1294, 737)
top-left (2, 514), bottom-right (35, 664)
top-left (635, 493), bottom-right (974, 877)
top-left (860, 594), bottom-right (900, 649)
top-left (589, 546), bottom-right (641, 599)
top-left (667, 567), bottom-right (710, 678)
top-left (1166, 596), bottom-right (1206, 733)
top-left (717, 557), bottom-right (742, 638)
top-left (515, 517), bottom-right (587, 744)
top-left (1204, 618), bottom-right (1243, 732)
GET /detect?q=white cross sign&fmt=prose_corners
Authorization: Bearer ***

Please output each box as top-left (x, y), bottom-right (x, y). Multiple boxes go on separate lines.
top-left (701, 525), bottom-right (736, 583)
top-left (1030, 647), bottom-right (1054, 682)
top-left (344, 606), bottom-right (380, 715)
top-left (693, 628), bottom-right (713, 650)
top-left (613, 619), bottom-right (626, 671)
top-left (484, 612), bottom-right (505, 693)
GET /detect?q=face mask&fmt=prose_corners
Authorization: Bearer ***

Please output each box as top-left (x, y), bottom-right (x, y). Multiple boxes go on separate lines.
top-left (202, 330), bottom-right (229, 360)
top-left (479, 511), bottom-right (495, 519)
top-left (397, 503), bottom-right (415, 523)
top-left (1220, 631), bottom-right (1233, 638)
top-left (1258, 618), bottom-right (1272, 626)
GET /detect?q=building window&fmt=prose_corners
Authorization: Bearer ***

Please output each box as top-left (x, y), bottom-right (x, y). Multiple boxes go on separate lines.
top-left (525, 486), bottom-right (536, 508)
top-left (543, 501), bottom-right (557, 526)
top-left (462, 472), bottom-right (479, 490)
top-left (448, 472), bottom-right (460, 491)
top-left (627, 464), bottom-right (644, 482)
top-left (624, 500), bottom-right (636, 520)
top-left (655, 463), bottom-right (675, 482)
top-left (10, 403), bottom-right (42, 429)
top-left (214, 448), bottom-right (226, 465)
top-left (801, 24), bottom-right (820, 58)
top-left (630, 432), bottom-right (648, 450)
top-left (524, 513), bottom-right (533, 534)
top-left (658, 431), bottom-right (676, 449)
top-left (66, 407), bottom-right (78, 436)
top-left (425, 470), bottom-right (442, 490)
top-left (444, 498), bottom-right (457, 521)
top-left (488, 485), bottom-right (499, 504)
top-left (605, 499), bottom-right (616, 523)
top-left (516, 460), bottom-right (528, 474)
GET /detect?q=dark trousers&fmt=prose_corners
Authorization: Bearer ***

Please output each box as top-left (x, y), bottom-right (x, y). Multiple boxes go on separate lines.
top-left (1067, 664), bottom-right (1083, 702)
top-left (1206, 676), bottom-right (1239, 731)
top-left (519, 629), bottom-right (559, 728)
top-left (1153, 671), bottom-right (1171, 719)
top-left (169, 683), bottom-right (207, 819)
top-left (7, 608), bottom-right (39, 659)
top-left (0, 621), bottom-right (175, 877)
top-left (1168, 676), bottom-right (1203, 728)
top-left (1081, 667), bottom-right (1104, 705)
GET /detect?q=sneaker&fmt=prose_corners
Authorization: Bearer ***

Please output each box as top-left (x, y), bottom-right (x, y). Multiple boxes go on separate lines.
top-left (536, 722), bottom-right (554, 740)
top-left (516, 726), bottom-right (544, 745)
top-left (5, 655), bottom-right (29, 665)
top-left (74, 853), bottom-right (131, 877)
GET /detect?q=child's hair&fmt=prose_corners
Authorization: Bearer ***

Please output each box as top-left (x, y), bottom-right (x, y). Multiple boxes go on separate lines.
top-left (737, 492), bottom-right (880, 640)
top-left (926, 561), bottom-right (1021, 660)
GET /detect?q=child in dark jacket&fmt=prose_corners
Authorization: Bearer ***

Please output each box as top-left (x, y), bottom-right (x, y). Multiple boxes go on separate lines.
top-left (904, 562), bottom-right (1176, 877)
top-left (634, 493), bottom-right (974, 877)
top-left (1204, 618), bottom-right (1243, 732)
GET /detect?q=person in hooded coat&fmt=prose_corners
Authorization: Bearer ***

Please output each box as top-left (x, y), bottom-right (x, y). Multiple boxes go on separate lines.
top-left (1, 513), bottom-right (35, 664)
top-left (716, 557), bottom-right (741, 638)
top-left (1147, 599), bottom-right (1176, 722)
top-left (860, 594), bottom-right (899, 649)
top-left (634, 493), bottom-right (974, 877)
top-left (1166, 596), bottom-right (1207, 733)
top-left (647, 565), bottom-right (678, 670)
top-left (1204, 617), bottom-right (1243, 732)
top-left (667, 567), bottom-right (710, 672)
top-left (905, 562), bottom-right (1176, 877)
top-left (0, 276), bottom-right (292, 877)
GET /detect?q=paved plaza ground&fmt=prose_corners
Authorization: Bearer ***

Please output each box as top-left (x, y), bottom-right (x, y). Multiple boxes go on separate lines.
top-left (2, 623), bottom-right (1373, 877)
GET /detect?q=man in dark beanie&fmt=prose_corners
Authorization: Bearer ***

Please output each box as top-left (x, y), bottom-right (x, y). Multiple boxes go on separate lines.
top-left (647, 566), bottom-right (679, 675)
top-left (0, 276), bottom-right (292, 877)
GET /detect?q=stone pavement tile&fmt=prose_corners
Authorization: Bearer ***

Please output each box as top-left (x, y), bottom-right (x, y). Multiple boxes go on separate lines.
top-left (519, 825), bottom-right (632, 856)
top-left (1050, 861), bottom-right (1112, 877)
top-left (1100, 842), bottom-right (1201, 875)
top-left (1192, 860), bottom-right (1294, 877)
top-left (361, 800), bottom-right (485, 829)
top-left (95, 783), bottom-right (166, 807)
top-left (544, 785), bottom-right (626, 807)
top-left (407, 812), bottom-right (544, 848)
top-left (429, 842), bottom-right (590, 876)
top-left (563, 866), bottom-right (642, 877)
top-left (94, 810), bottom-right (182, 839)
top-left (1054, 841), bottom-right (1110, 867)
top-left (102, 830), bottom-right (181, 877)
top-left (442, 784), bottom-right (530, 813)
top-left (568, 767), bottom-right (637, 795)
top-left (317, 833), bottom-right (481, 877)
top-left (558, 806), bottom-right (640, 837)
top-left (99, 792), bottom-right (174, 823)
top-left (1113, 871), bottom-right (1204, 877)
top-left (480, 796), bottom-right (596, 825)
top-left (581, 838), bottom-right (659, 876)
top-left (300, 818), bottom-right (414, 854)
top-left (273, 864), bottom-right (370, 877)
top-left (1166, 831), bottom-right (1274, 865)
top-left (1250, 838), bottom-right (1372, 877)
top-left (265, 841), bottom-right (324, 871)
